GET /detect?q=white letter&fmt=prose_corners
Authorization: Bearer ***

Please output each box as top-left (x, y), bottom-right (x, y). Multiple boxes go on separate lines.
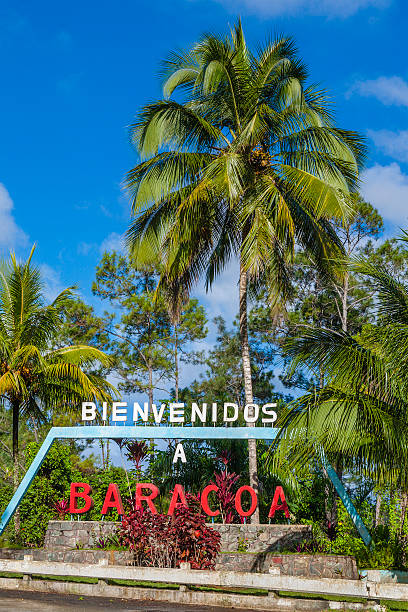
top-left (170, 403), bottom-right (184, 423)
top-left (82, 402), bottom-right (96, 421)
top-left (211, 402), bottom-right (217, 422)
top-left (191, 402), bottom-right (207, 423)
top-left (223, 403), bottom-right (238, 423)
top-left (133, 402), bottom-right (149, 423)
top-left (244, 403), bottom-right (259, 423)
top-left (112, 402), bottom-right (127, 422)
top-left (262, 403), bottom-right (277, 424)
top-left (151, 403), bottom-right (166, 424)
top-left (102, 402), bottom-right (108, 422)
top-left (172, 443), bottom-right (187, 464)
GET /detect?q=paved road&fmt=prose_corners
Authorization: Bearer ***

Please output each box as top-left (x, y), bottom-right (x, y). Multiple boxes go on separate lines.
top-left (0, 590), bottom-right (256, 612)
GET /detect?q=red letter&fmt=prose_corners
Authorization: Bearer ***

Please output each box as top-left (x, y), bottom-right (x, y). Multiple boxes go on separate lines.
top-left (268, 486), bottom-right (290, 519)
top-left (167, 484), bottom-right (188, 515)
top-left (235, 485), bottom-right (257, 517)
top-left (69, 483), bottom-right (93, 514)
top-left (201, 484), bottom-right (220, 517)
top-left (101, 483), bottom-right (124, 516)
top-left (135, 483), bottom-right (159, 514)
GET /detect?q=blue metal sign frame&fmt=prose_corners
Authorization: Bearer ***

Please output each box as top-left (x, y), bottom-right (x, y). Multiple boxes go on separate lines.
top-left (0, 425), bottom-right (371, 546)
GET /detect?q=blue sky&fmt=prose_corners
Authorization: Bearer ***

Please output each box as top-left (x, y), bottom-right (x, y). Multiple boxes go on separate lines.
top-left (1, 0), bottom-right (408, 328)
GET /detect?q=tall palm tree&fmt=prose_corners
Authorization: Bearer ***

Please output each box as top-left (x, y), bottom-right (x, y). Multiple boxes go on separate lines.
top-left (271, 254), bottom-right (408, 496)
top-left (125, 21), bottom-right (365, 522)
top-left (0, 248), bottom-right (115, 532)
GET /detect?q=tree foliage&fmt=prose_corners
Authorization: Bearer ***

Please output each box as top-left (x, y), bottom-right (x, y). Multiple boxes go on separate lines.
top-left (272, 244), bottom-right (408, 492)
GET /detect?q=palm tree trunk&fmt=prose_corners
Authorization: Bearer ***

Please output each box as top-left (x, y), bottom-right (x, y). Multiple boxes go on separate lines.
top-left (100, 440), bottom-right (106, 470)
top-left (12, 400), bottom-right (20, 535)
top-left (174, 325), bottom-right (179, 403)
top-left (375, 492), bottom-right (382, 527)
top-left (400, 491), bottom-right (408, 536)
top-left (30, 416), bottom-right (39, 443)
top-left (239, 258), bottom-right (260, 524)
top-left (341, 271), bottom-right (349, 332)
top-left (147, 358), bottom-right (155, 464)
top-left (148, 358), bottom-right (153, 408)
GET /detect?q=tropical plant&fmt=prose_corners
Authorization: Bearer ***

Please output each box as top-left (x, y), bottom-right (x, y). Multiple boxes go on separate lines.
top-left (125, 440), bottom-right (148, 481)
top-left (212, 470), bottom-right (240, 524)
top-left (0, 247), bottom-right (115, 532)
top-left (270, 249), bottom-right (408, 512)
top-left (125, 21), bottom-right (366, 520)
top-left (52, 499), bottom-right (69, 520)
top-left (119, 493), bottom-right (221, 568)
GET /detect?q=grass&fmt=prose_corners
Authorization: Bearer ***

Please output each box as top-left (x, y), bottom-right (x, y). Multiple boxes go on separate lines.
top-left (109, 578), bottom-right (178, 590)
top-left (384, 602), bottom-right (408, 611)
top-left (278, 590), bottom-right (366, 604)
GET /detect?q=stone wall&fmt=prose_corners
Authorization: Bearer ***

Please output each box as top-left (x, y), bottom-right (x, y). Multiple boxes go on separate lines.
top-left (216, 552), bottom-right (359, 580)
top-left (0, 547), bottom-right (134, 565)
top-left (212, 523), bottom-right (311, 552)
top-left (44, 520), bottom-right (311, 553)
top-left (43, 520), bottom-right (118, 551)
top-left (0, 547), bottom-right (358, 580)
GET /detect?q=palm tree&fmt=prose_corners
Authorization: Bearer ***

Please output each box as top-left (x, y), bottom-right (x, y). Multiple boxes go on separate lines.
top-left (0, 248), bottom-right (115, 532)
top-left (271, 253), bottom-right (408, 502)
top-left (125, 21), bottom-right (365, 522)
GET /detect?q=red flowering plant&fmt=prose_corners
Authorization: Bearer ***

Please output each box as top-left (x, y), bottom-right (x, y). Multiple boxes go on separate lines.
top-left (217, 449), bottom-right (231, 470)
top-left (119, 493), bottom-right (220, 569)
top-left (125, 440), bottom-right (148, 481)
top-left (212, 470), bottom-right (240, 524)
top-left (53, 499), bottom-right (70, 520)
top-left (173, 494), bottom-right (221, 569)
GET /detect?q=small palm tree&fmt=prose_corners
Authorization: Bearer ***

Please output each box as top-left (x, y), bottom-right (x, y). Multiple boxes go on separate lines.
top-left (0, 247), bottom-right (115, 532)
top-left (125, 21), bottom-right (365, 521)
top-left (272, 253), bottom-right (408, 496)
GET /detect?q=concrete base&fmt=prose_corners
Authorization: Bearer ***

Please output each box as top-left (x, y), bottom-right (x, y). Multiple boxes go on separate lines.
top-left (361, 569), bottom-right (408, 584)
top-left (0, 547), bottom-right (359, 581)
top-left (217, 552), bottom-right (359, 580)
top-left (0, 576), bottom-right (383, 611)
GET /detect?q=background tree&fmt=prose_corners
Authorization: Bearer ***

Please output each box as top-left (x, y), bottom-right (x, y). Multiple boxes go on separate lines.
top-left (92, 251), bottom-right (207, 407)
top-left (272, 196), bottom-right (383, 345)
top-left (125, 22), bottom-right (365, 520)
top-left (0, 248), bottom-right (115, 533)
top-left (58, 297), bottom-right (115, 467)
top-left (330, 194), bottom-right (383, 333)
top-left (148, 312), bottom-right (287, 518)
top-left (253, 202), bottom-right (408, 528)
top-left (271, 246), bottom-right (408, 534)
top-left (59, 298), bottom-right (112, 359)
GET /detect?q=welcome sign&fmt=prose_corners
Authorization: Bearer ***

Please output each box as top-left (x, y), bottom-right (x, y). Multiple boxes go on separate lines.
top-left (0, 422), bottom-right (371, 547)
top-left (82, 401), bottom-right (279, 464)
top-left (82, 401), bottom-right (278, 424)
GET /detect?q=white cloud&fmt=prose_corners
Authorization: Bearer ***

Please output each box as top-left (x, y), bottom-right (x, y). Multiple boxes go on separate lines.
top-left (368, 129), bottom-right (408, 162)
top-left (39, 264), bottom-right (66, 302)
top-left (77, 232), bottom-right (126, 258)
top-left (349, 76), bottom-right (408, 106)
top-left (77, 241), bottom-right (94, 256)
top-left (213, 0), bottom-right (389, 17)
top-left (100, 205), bottom-right (113, 218)
top-left (0, 183), bottom-right (28, 250)
top-left (360, 163), bottom-right (408, 226)
top-left (99, 232), bottom-right (125, 254)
